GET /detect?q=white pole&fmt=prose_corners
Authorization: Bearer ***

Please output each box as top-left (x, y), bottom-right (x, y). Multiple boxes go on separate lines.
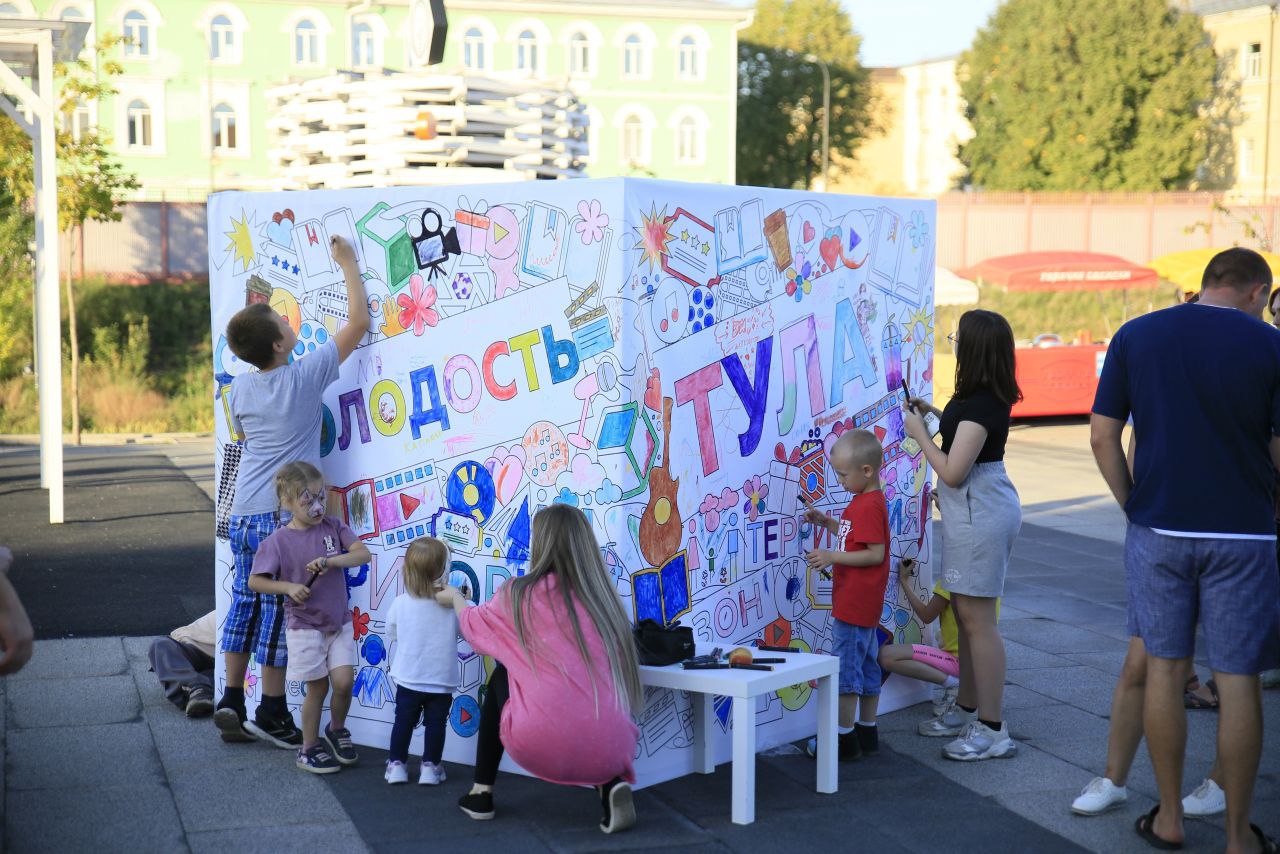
top-left (34, 31), bottom-right (64, 524)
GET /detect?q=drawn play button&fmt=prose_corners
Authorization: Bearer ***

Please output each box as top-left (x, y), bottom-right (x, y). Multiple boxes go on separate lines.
top-left (493, 222), bottom-right (509, 243)
top-left (399, 491), bottom-right (421, 518)
top-left (450, 694), bottom-right (481, 738)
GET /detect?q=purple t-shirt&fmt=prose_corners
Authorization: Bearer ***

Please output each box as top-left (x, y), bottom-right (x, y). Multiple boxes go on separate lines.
top-left (251, 517), bottom-right (357, 631)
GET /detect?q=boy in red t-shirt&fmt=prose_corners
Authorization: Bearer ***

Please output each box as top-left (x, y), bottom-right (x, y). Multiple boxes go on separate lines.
top-left (804, 428), bottom-right (891, 761)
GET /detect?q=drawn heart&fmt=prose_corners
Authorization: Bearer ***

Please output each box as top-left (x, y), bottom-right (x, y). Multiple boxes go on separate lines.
top-left (282, 208), bottom-right (294, 223)
top-left (484, 447), bottom-right (526, 505)
top-left (645, 369), bottom-right (662, 412)
top-left (802, 221), bottom-right (815, 244)
top-left (819, 235), bottom-right (841, 272)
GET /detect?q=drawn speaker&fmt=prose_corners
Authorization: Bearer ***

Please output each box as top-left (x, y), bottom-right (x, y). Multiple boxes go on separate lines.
top-left (215, 443), bottom-right (242, 541)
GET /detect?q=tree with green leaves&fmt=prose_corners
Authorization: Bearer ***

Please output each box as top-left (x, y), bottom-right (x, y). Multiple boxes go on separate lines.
top-left (737, 0), bottom-right (874, 190)
top-left (958, 0), bottom-right (1217, 191)
top-left (0, 34), bottom-right (139, 441)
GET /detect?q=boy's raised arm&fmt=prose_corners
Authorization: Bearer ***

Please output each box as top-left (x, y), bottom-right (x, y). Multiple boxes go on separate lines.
top-left (330, 236), bottom-right (370, 364)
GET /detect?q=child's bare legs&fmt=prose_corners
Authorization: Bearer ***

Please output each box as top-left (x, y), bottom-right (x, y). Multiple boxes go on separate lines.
top-left (223, 651), bottom-right (250, 691)
top-left (878, 644), bottom-right (948, 685)
top-left (839, 694), bottom-right (857, 728)
top-left (302, 676), bottom-right (329, 747)
top-left (856, 693), bottom-right (879, 724)
top-left (328, 666), bottom-right (354, 731)
top-left (261, 665), bottom-right (285, 698)
top-left (956, 627), bottom-right (978, 709)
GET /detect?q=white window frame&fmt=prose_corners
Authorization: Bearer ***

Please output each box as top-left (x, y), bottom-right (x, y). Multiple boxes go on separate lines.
top-left (616, 25), bottom-right (655, 81)
top-left (457, 17), bottom-right (496, 72)
top-left (282, 10), bottom-right (331, 70)
top-left (122, 9), bottom-right (152, 59)
top-left (204, 80), bottom-right (251, 159)
top-left (582, 106), bottom-right (603, 165)
top-left (116, 77), bottom-right (166, 156)
top-left (210, 15), bottom-right (235, 62)
top-left (0, 1), bottom-right (36, 17)
top-left (126, 99), bottom-right (152, 149)
top-left (614, 105), bottom-right (656, 168)
top-left (62, 98), bottom-right (92, 141)
top-left (568, 31), bottom-right (590, 76)
top-left (295, 20), bottom-right (319, 66)
top-left (505, 19), bottom-right (550, 78)
top-left (211, 103), bottom-right (237, 154)
top-left (671, 26), bottom-right (710, 83)
top-left (1244, 42), bottom-right (1263, 81)
top-left (349, 14), bottom-right (386, 70)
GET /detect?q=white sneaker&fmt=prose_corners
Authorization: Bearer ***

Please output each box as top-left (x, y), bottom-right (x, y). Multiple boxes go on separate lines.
top-left (943, 720), bottom-right (1018, 761)
top-left (384, 760), bottom-right (409, 785)
top-left (918, 705), bottom-right (977, 737)
top-left (1071, 776), bottom-right (1128, 815)
top-left (1182, 778), bottom-right (1225, 817)
top-left (932, 684), bottom-right (960, 718)
top-left (419, 761), bottom-right (446, 785)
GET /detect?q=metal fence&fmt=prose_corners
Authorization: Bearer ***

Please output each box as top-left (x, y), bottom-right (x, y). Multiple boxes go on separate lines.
top-left (68, 192), bottom-right (1280, 279)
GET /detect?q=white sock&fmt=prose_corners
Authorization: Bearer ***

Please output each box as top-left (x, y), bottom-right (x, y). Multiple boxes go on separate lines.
top-left (838, 724), bottom-right (854, 735)
top-left (942, 675), bottom-right (959, 689)
top-left (858, 720), bottom-right (876, 728)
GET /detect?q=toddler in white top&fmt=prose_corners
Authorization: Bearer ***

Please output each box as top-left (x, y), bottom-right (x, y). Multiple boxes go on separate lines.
top-left (384, 537), bottom-right (461, 785)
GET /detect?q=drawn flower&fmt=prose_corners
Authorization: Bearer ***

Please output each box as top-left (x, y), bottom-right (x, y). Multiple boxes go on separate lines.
top-left (396, 273), bottom-right (439, 335)
top-left (907, 210), bottom-right (929, 249)
top-left (785, 260), bottom-right (813, 302)
top-left (575, 199), bottom-right (609, 245)
top-left (243, 668), bottom-right (258, 699)
top-left (742, 475), bottom-right (769, 521)
top-left (352, 606), bottom-right (371, 640)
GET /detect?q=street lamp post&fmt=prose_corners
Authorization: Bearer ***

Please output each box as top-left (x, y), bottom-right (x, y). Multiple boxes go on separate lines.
top-left (805, 53), bottom-right (830, 192)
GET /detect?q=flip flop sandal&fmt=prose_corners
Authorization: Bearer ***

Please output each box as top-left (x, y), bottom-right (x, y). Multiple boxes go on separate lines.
top-left (1251, 825), bottom-right (1279, 854)
top-left (1135, 805), bottom-right (1183, 850)
top-left (1184, 678), bottom-right (1219, 710)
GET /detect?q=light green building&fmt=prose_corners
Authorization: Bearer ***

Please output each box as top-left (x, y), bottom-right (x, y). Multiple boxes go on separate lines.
top-left (2, 0), bottom-right (752, 201)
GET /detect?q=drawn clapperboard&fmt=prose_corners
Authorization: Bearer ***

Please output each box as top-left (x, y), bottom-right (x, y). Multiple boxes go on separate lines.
top-left (564, 282), bottom-right (614, 361)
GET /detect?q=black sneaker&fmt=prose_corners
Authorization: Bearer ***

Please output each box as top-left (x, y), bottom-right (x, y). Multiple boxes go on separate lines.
top-left (245, 711), bottom-right (303, 749)
top-left (213, 704), bottom-right (256, 743)
top-left (855, 723), bottom-right (879, 756)
top-left (599, 778), bottom-right (636, 834)
top-left (296, 744), bottom-right (341, 775)
top-left (838, 731), bottom-right (863, 762)
top-left (458, 791), bottom-right (495, 821)
top-left (323, 724), bottom-right (359, 766)
top-left (185, 686), bottom-right (214, 718)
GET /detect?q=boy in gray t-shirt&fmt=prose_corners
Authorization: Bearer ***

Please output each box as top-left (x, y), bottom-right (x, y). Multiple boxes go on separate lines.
top-left (214, 235), bottom-right (369, 747)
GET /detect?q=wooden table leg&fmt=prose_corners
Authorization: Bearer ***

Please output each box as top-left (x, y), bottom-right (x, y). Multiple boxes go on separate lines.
top-left (730, 695), bottom-right (756, 825)
top-left (816, 673), bottom-right (837, 794)
top-left (692, 691), bottom-right (715, 774)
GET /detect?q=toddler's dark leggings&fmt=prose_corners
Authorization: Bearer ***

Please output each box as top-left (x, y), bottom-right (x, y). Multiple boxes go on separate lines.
top-left (388, 685), bottom-right (453, 764)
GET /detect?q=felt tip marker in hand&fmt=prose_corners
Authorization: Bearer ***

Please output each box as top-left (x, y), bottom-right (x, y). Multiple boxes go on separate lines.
top-left (305, 569), bottom-right (320, 588)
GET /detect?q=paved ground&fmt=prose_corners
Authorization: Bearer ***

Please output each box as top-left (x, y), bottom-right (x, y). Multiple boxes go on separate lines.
top-left (1, 426), bottom-right (1277, 853)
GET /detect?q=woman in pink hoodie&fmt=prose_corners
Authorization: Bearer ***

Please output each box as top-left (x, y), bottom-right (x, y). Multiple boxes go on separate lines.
top-left (435, 503), bottom-right (642, 834)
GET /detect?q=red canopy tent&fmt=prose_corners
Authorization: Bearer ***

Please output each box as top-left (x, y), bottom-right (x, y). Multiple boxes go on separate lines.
top-left (964, 251), bottom-right (1158, 291)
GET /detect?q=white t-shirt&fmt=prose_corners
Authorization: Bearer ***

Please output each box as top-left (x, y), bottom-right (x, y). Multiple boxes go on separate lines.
top-left (386, 592), bottom-right (461, 693)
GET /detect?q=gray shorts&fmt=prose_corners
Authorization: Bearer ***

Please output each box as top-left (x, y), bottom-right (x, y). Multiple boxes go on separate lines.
top-left (938, 462), bottom-right (1022, 598)
top-left (1125, 524), bottom-right (1280, 674)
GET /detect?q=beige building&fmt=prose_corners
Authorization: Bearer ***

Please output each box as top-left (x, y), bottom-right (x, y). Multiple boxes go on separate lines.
top-left (839, 57), bottom-right (970, 197)
top-left (1177, 0), bottom-right (1279, 201)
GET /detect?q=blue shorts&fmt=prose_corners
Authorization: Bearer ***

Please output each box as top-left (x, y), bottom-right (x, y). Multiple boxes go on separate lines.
top-left (1125, 524), bottom-right (1280, 675)
top-left (832, 618), bottom-right (881, 696)
top-left (221, 512), bottom-right (288, 668)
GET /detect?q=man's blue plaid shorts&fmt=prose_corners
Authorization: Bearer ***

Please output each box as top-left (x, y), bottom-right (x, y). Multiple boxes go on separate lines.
top-left (220, 512), bottom-right (288, 669)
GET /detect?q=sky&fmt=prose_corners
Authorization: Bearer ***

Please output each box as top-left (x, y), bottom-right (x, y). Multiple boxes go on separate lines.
top-left (841, 0), bottom-right (1004, 68)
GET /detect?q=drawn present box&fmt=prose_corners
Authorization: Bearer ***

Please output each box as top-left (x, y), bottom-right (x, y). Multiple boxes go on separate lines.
top-left (767, 460), bottom-right (801, 516)
top-left (357, 202), bottom-right (416, 293)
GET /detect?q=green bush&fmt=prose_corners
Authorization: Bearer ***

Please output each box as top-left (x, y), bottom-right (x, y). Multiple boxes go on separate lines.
top-left (936, 284), bottom-right (1179, 344)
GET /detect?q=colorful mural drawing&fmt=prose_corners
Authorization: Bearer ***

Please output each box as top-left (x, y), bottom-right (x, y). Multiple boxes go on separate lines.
top-left (208, 179), bottom-right (937, 786)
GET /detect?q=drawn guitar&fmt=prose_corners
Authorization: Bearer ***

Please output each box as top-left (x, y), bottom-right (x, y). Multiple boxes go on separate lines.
top-left (639, 397), bottom-right (682, 567)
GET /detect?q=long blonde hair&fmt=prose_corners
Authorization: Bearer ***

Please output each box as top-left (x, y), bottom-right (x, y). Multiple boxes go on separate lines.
top-left (506, 503), bottom-right (642, 715)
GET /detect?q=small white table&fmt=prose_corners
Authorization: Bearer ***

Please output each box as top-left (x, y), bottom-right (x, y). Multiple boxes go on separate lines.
top-left (639, 647), bottom-right (839, 825)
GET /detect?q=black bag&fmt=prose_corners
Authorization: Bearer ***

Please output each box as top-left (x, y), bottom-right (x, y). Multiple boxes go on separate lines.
top-left (633, 619), bottom-right (695, 666)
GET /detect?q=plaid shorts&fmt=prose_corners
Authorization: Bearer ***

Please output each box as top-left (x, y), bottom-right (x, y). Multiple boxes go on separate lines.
top-left (220, 512), bottom-right (288, 668)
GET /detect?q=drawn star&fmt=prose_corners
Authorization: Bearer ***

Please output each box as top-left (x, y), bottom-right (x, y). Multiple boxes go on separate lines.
top-left (681, 229), bottom-right (689, 241)
top-left (632, 203), bottom-right (672, 273)
top-left (224, 211), bottom-right (256, 272)
top-left (700, 242), bottom-right (710, 255)
top-left (271, 256), bottom-right (280, 267)
top-left (291, 264), bottom-right (300, 275)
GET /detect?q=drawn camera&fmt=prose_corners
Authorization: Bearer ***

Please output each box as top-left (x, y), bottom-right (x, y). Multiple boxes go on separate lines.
top-left (408, 207), bottom-right (459, 270)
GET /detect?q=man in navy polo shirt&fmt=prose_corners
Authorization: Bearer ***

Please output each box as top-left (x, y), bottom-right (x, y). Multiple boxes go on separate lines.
top-left (1091, 247), bottom-right (1280, 853)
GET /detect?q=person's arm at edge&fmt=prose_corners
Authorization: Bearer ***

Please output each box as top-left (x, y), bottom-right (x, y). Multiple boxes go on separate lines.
top-left (906, 413), bottom-right (987, 489)
top-left (330, 236), bottom-right (370, 364)
top-left (1091, 413), bottom-right (1131, 509)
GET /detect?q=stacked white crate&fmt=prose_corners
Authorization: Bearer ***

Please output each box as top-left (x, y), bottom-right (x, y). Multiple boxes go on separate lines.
top-left (266, 71), bottom-right (589, 189)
